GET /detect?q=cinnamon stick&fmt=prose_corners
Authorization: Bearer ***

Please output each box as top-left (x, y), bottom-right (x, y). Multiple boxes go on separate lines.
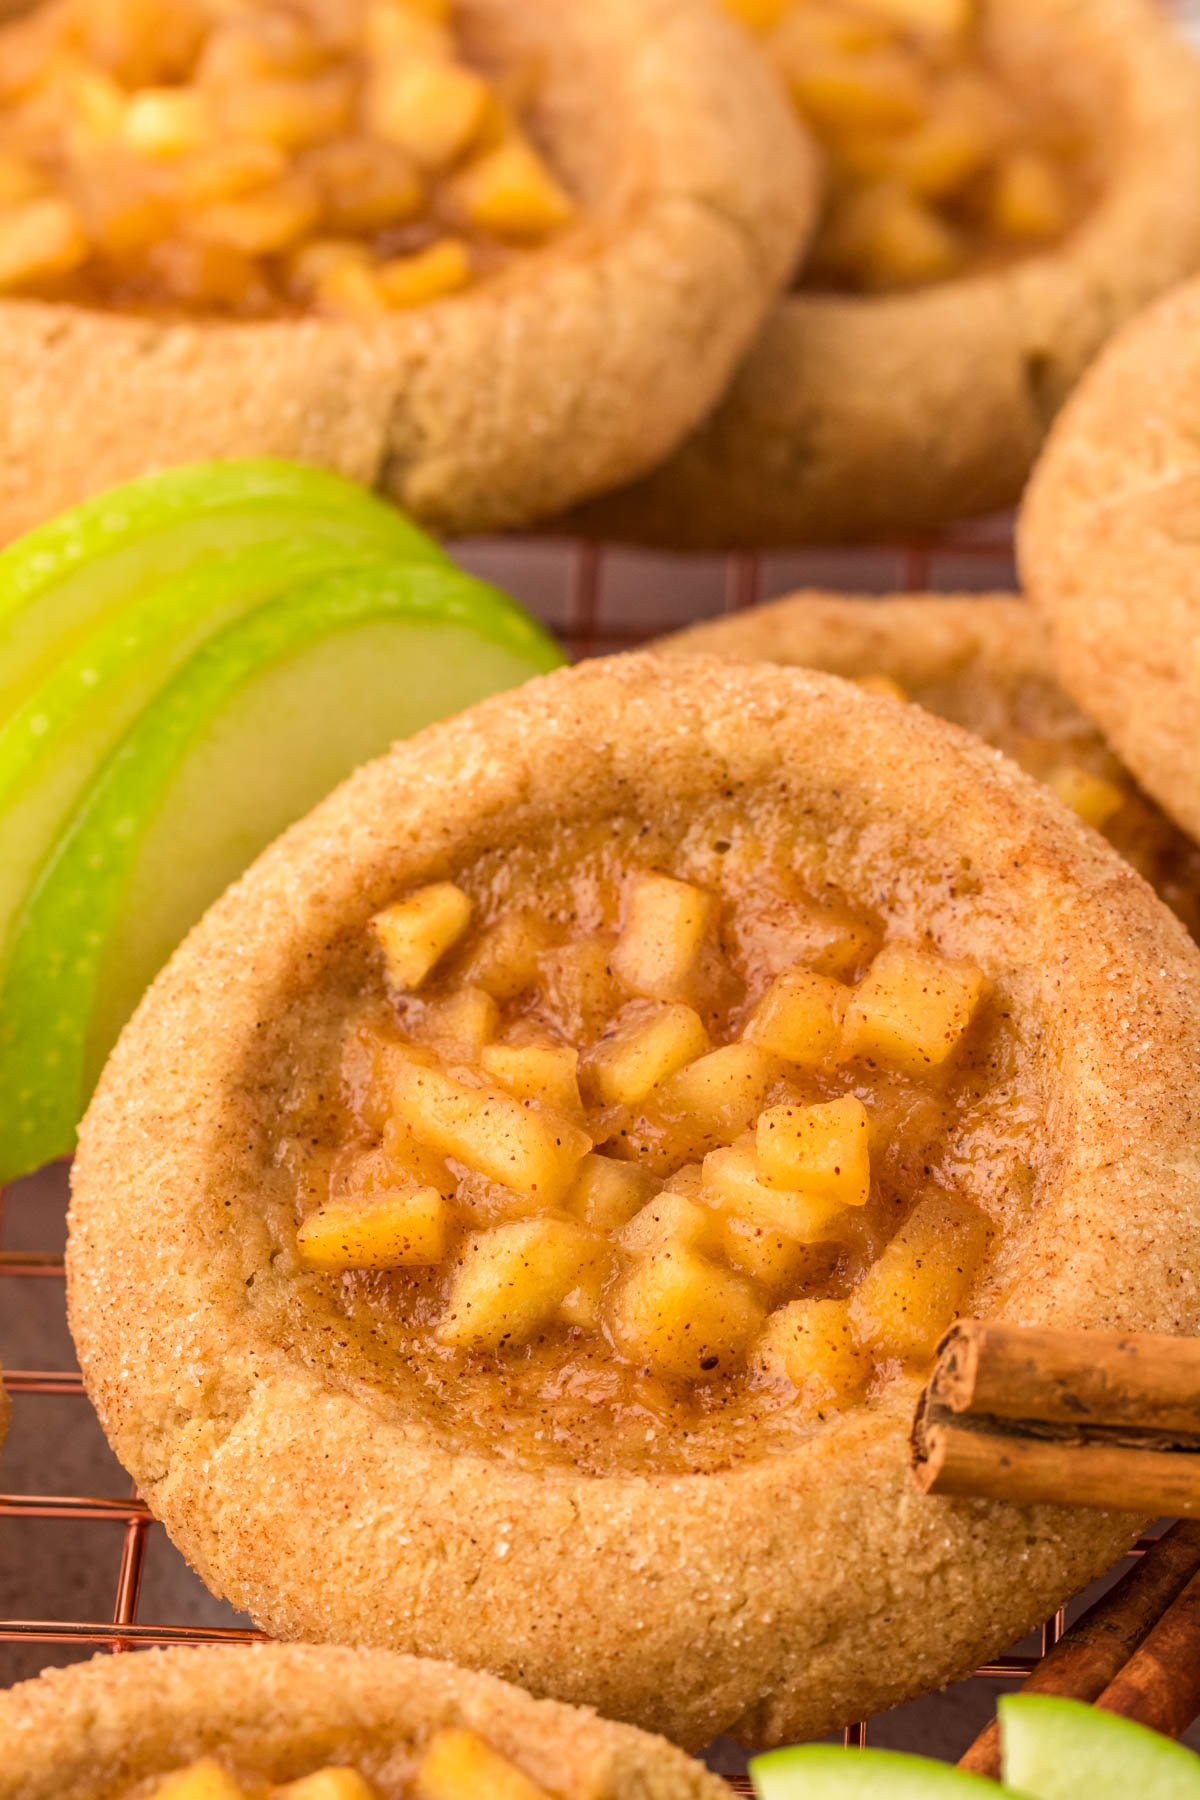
top-left (1095, 1566), bottom-right (1200, 1740)
top-left (912, 1321), bottom-right (1200, 1517)
top-left (959, 1521), bottom-right (1200, 1777)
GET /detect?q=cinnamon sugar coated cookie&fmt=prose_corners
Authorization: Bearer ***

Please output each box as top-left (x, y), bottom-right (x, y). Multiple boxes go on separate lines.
top-left (1021, 275), bottom-right (1200, 844)
top-left (68, 656), bottom-right (1200, 1748)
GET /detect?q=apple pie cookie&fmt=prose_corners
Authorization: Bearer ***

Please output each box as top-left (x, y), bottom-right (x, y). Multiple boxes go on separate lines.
top-left (0, 0), bottom-right (811, 540)
top-left (68, 656), bottom-right (1200, 1748)
top-left (565, 0), bottom-right (1200, 547)
top-left (1021, 276), bottom-right (1200, 846)
top-left (0, 1643), bottom-right (726, 1800)
top-left (661, 591), bottom-right (1200, 940)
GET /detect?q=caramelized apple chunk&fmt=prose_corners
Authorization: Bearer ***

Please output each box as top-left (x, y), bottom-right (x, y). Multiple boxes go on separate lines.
top-left (566, 1152), bottom-right (655, 1231)
top-left (371, 882), bottom-right (472, 991)
top-left (850, 1190), bottom-right (989, 1363)
top-left (703, 1135), bottom-right (854, 1243)
top-left (753, 1297), bottom-right (869, 1410)
top-left (743, 967), bottom-right (847, 1064)
top-left (148, 1763), bottom-right (245, 1800)
top-left (755, 1095), bottom-right (871, 1206)
top-left (842, 943), bottom-right (986, 1074)
top-left (587, 1000), bottom-right (709, 1107)
top-left (438, 1218), bottom-right (600, 1351)
top-left (390, 1052), bottom-right (592, 1204)
top-left (612, 872), bottom-right (716, 1002)
top-left (607, 1246), bottom-right (766, 1382)
top-left (654, 1042), bottom-right (778, 1140)
top-left (297, 1187), bottom-right (449, 1272)
top-left (415, 1728), bottom-right (552, 1800)
top-left (481, 1041), bottom-right (582, 1114)
top-left (277, 1772), bottom-right (377, 1800)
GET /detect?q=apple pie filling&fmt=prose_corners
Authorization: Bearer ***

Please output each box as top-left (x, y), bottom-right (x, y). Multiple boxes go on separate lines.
top-left (723, 0), bottom-right (1102, 292)
top-left (0, 0), bottom-right (574, 316)
top-left (134, 1734), bottom-right (555, 1800)
top-left (854, 673), bottom-right (1200, 939)
top-left (280, 816), bottom-right (1028, 1474)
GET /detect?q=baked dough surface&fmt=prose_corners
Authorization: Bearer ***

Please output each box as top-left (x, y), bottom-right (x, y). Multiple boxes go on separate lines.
top-left (68, 655), bottom-right (1200, 1748)
top-left (562, 0), bottom-right (1200, 547)
top-left (0, 0), bottom-right (812, 542)
top-left (659, 590), bottom-right (1200, 937)
top-left (1020, 275), bottom-right (1200, 844)
top-left (0, 1642), bottom-right (727, 1799)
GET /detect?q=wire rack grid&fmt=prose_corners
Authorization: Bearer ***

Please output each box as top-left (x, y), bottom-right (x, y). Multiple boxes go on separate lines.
top-left (0, 520), bottom-right (1133, 1792)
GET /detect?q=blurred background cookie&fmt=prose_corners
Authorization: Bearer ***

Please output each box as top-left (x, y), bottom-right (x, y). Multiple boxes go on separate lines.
top-left (566, 0), bottom-right (1200, 547)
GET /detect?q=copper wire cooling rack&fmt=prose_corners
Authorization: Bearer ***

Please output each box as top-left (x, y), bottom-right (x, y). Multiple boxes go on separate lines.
top-left (0, 522), bottom-right (1147, 1790)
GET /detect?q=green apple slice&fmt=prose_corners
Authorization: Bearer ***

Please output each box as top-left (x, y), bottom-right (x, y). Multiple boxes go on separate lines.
top-left (1000, 1695), bottom-right (1200, 1799)
top-left (0, 459), bottom-right (440, 721)
top-left (0, 537), bottom-right (421, 989)
top-left (749, 1747), bottom-right (1020, 1798)
top-left (0, 562), bottom-right (560, 1180)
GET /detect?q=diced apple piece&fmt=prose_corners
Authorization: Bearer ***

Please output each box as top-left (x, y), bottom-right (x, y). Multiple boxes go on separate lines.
top-left (366, 57), bottom-right (489, 168)
top-left (122, 88), bottom-right (210, 157)
top-left (276, 1770), bottom-right (377, 1800)
top-left (370, 882), bottom-right (472, 991)
top-left (390, 1052), bottom-right (591, 1203)
top-left (990, 151), bottom-right (1069, 240)
top-left (616, 1190), bottom-right (714, 1258)
top-left (855, 671), bottom-right (910, 701)
top-left (437, 1218), bottom-right (598, 1351)
top-left (655, 1042), bottom-right (778, 1141)
top-left (611, 873), bottom-right (716, 1003)
top-left (808, 907), bottom-right (880, 979)
top-left (702, 1136), bottom-right (851, 1243)
top-left (453, 139), bottom-right (575, 238)
top-left (418, 986), bottom-right (498, 1064)
top-left (720, 1217), bottom-right (837, 1294)
top-left (756, 1096), bottom-right (871, 1207)
top-left (791, 52), bottom-right (929, 136)
top-left (363, 1), bottom-right (452, 61)
top-left (900, 113), bottom-right (994, 199)
top-left (378, 240), bottom-right (472, 309)
top-left (853, 188), bottom-right (964, 290)
top-left (850, 1191), bottom-right (989, 1364)
top-left (858, 0), bottom-right (975, 34)
top-left (752, 1298), bottom-right (869, 1410)
top-left (1047, 764), bottom-right (1125, 831)
top-left (415, 1728), bottom-right (552, 1800)
top-left (481, 1042), bottom-right (582, 1114)
top-left (588, 1001), bottom-right (709, 1107)
top-left (566, 1153), bottom-right (656, 1232)
top-left (607, 1246), bottom-right (765, 1382)
top-left (662, 1161), bottom-right (707, 1200)
top-left (744, 968), bottom-right (847, 1066)
top-left (462, 910), bottom-right (555, 1000)
top-left (842, 943), bottom-right (987, 1074)
top-left (362, 1125), bottom-right (453, 1198)
top-left (303, 139), bottom-right (426, 235)
top-left (297, 1187), bottom-right (449, 1271)
top-left (0, 197), bottom-right (88, 292)
top-left (539, 939), bottom-right (623, 1040)
top-left (149, 1762), bottom-right (245, 1800)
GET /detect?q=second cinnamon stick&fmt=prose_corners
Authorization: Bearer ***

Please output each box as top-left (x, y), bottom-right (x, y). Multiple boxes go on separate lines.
top-left (913, 1321), bottom-right (1200, 1517)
